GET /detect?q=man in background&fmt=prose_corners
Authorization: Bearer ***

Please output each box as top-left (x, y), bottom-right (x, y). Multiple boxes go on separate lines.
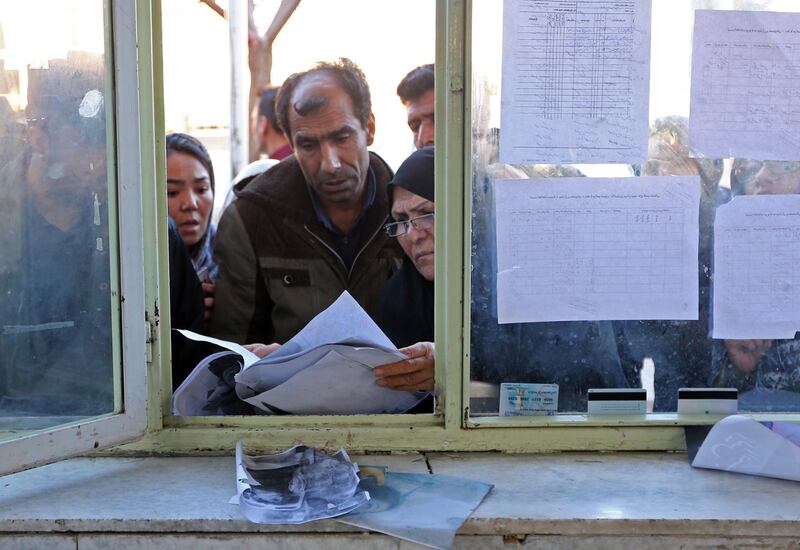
top-left (224, 86), bottom-right (293, 210)
top-left (397, 63), bottom-right (435, 149)
top-left (253, 86), bottom-right (291, 161)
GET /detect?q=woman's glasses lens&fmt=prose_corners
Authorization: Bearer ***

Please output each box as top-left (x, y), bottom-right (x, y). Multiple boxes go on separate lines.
top-left (384, 213), bottom-right (434, 237)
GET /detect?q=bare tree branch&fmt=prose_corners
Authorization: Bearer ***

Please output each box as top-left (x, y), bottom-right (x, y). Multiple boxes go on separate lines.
top-left (247, 0), bottom-right (301, 160)
top-left (248, 0), bottom-right (259, 36)
top-left (199, 0), bottom-right (226, 19)
top-left (262, 0), bottom-right (302, 46)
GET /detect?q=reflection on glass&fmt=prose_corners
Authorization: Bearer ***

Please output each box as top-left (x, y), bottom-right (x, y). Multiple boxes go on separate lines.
top-left (0, 2), bottom-right (114, 425)
top-left (711, 160), bottom-right (800, 412)
top-left (468, 0), bottom-right (800, 415)
top-left (617, 116), bottom-right (724, 412)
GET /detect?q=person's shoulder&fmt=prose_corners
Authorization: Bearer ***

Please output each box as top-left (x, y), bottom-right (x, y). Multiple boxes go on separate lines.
top-left (234, 159), bottom-right (280, 186)
top-left (234, 156), bottom-right (307, 209)
top-left (368, 151), bottom-right (394, 186)
top-left (239, 156), bottom-right (300, 192)
top-left (222, 159), bottom-right (281, 210)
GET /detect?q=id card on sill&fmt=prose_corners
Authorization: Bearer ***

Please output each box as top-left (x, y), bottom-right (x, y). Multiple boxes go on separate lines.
top-left (499, 383), bottom-right (559, 416)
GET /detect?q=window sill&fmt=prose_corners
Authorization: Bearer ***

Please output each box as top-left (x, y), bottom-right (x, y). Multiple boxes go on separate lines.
top-left (2, 452), bottom-right (799, 545)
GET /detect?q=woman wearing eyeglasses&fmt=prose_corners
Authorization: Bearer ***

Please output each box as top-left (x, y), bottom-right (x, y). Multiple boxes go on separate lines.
top-left (241, 147), bottom-right (437, 399)
top-left (372, 147), bottom-right (436, 394)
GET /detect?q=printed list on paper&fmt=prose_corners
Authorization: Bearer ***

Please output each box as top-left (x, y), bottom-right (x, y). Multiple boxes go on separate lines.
top-left (713, 195), bottom-right (800, 340)
top-left (690, 10), bottom-right (800, 160)
top-left (495, 176), bottom-right (700, 324)
top-left (499, 0), bottom-right (652, 164)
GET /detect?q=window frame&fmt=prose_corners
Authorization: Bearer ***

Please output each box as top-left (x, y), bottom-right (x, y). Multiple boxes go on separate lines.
top-left (459, 0), bottom-right (800, 433)
top-left (0, 0), bottom-right (157, 475)
top-left (117, 0), bottom-right (799, 458)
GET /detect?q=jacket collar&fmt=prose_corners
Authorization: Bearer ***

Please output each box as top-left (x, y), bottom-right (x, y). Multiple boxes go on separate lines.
top-left (233, 151), bottom-right (394, 227)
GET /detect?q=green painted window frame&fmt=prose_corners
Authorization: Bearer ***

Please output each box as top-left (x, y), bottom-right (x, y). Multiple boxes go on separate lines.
top-left (0, 0), bottom-right (154, 475)
top-left (117, 0), bottom-right (800, 457)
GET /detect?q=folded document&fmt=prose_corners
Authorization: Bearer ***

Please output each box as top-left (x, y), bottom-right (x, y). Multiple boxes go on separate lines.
top-left (172, 292), bottom-right (427, 415)
top-left (691, 415), bottom-right (800, 482)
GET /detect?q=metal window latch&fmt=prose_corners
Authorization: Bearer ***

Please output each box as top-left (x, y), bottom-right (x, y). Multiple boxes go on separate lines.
top-left (145, 319), bottom-right (156, 365)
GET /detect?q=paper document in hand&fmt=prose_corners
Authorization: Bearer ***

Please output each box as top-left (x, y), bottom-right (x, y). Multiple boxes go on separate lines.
top-left (253, 291), bottom-right (398, 364)
top-left (176, 328), bottom-right (260, 367)
top-left (712, 195), bottom-right (800, 339)
top-left (495, 176), bottom-right (700, 323)
top-left (235, 344), bottom-right (401, 392)
top-left (172, 350), bottom-right (239, 416)
top-left (172, 292), bottom-right (428, 415)
top-left (242, 348), bottom-right (421, 415)
top-left (499, 0), bottom-right (652, 164)
top-left (234, 291), bottom-right (426, 415)
top-left (692, 415), bottom-right (800, 482)
top-left (235, 442), bottom-right (369, 524)
top-left (689, 10), bottom-right (800, 160)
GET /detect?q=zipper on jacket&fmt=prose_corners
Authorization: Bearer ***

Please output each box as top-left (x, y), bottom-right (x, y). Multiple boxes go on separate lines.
top-left (303, 215), bottom-right (389, 282)
top-left (303, 224), bottom-right (348, 277)
top-left (346, 214), bottom-right (389, 280)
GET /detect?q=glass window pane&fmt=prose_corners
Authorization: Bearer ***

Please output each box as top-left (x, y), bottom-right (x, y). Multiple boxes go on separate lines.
top-left (0, 1), bottom-right (117, 430)
top-left (163, 0), bottom-right (438, 416)
top-left (468, 0), bottom-right (800, 416)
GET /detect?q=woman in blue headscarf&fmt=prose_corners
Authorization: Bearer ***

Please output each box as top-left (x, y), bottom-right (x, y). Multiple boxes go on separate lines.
top-left (166, 132), bottom-right (218, 322)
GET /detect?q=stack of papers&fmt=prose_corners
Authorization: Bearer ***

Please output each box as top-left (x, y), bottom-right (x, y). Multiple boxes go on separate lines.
top-left (172, 292), bottom-right (427, 415)
top-left (235, 442), bottom-right (369, 524)
top-left (233, 443), bottom-right (494, 549)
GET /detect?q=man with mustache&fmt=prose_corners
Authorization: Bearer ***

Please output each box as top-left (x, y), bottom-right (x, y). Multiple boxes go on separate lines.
top-left (210, 58), bottom-right (401, 345)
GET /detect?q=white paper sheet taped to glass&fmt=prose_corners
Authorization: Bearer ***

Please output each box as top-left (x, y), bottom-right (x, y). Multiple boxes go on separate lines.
top-left (689, 10), bottom-right (800, 161)
top-left (712, 195), bottom-right (800, 339)
top-left (495, 176), bottom-right (700, 324)
top-left (499, 0), bottom-right (652, 164)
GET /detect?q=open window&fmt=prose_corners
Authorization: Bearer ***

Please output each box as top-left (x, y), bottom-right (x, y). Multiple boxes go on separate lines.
top-left (158, 0), bottom-right (443, 429)
top-left (117, 0), bottom-right (800, 455)
top-left (0, 0), bottom-right (155, 474)
top-left (3, 0), bottom-right (799, 469)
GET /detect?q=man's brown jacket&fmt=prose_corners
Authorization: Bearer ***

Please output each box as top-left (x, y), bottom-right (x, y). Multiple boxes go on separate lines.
top-left (209, 152), bottom-right (401, 344)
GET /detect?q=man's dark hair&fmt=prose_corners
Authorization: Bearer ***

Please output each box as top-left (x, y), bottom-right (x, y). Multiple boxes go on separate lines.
top-left (275, 58), bottom-right (371, 137)
top-left (258, 86), bottom-right (281, 133)
top-left (396, 63), bottom-right (434, 105)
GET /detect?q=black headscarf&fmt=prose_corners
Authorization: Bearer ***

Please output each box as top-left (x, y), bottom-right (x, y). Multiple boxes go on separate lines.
top-left (387, 145), bottom-right (434, 203)
top-left (375, 146), bottom-right (435, 348)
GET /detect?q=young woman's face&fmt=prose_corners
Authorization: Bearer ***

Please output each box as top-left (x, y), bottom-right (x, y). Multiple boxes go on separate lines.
top-left (166, 151), bottom-right (213, 247)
